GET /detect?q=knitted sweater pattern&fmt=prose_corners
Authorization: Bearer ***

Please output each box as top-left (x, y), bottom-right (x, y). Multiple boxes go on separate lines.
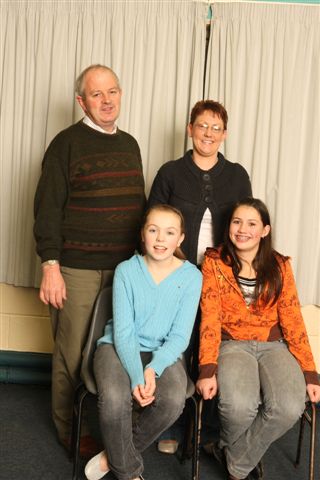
top-left (98, 254), bottom-right (203, 389)
top-left (148, 150), bottom-right (252, 264)
top-left (199, 248), bottom-right (319, 386)
top-left (34, 121), bottom-right (145, 269)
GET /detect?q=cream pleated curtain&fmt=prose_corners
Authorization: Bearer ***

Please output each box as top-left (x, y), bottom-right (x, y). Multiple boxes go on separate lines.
top-left (206, 2), bottom-right (320, 305)
top-left (0, 0), bottom-right (207, 287)
top-left (1, 0), bottom-right (319, 304)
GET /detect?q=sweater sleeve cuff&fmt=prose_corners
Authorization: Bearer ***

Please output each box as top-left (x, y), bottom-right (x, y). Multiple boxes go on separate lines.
top-left (198, 363), bottom-right (217, 379)
top-left (304, 370), bottom-right (320, 386)
top-left (130, 372), bottom-right (145, 392)
top-left (40, 249), bottom-right (61, 263)
top-left (145, 361), bottom-right (163, 378)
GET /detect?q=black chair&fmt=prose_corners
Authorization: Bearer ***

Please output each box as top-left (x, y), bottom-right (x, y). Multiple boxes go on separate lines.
top-left (179, 355), bottom-right (203, 480)
top-left (180, 393), bottom-right (203, 480)
top-left (70, 286), bottom-right (203, 480)
top-left (295, 400), bottom-right (317, 480)
top-left (71, 286), bottom-right (113, 480)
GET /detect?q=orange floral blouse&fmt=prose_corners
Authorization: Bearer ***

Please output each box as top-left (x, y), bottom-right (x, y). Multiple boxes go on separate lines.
top-left (199, 248), bottom-right (319, 386)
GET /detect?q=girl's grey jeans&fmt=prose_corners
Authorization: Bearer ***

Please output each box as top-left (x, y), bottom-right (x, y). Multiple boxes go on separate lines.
top-left (217, 340), bottom-right (306, 479)
top-left (94, 343), bottom-right (187, 480)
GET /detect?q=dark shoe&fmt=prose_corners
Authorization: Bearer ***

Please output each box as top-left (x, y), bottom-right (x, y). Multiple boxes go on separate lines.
top-left (204, 443), bottom-right (263, 480)
top-left (247, 461), bottom-right (264, 480)
top-left (60, 436), bottom-right (71, 454)
top-left (79, 435), bottom-right (102, 459)
top-left (61, 435), bottom-right (102, 459)
top-left (203, 441), bottom-right (227, 470)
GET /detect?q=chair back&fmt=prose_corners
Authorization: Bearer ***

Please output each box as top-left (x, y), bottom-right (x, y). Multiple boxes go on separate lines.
top-left (182, 354), bottom-right (195, 398)
top-left (80, 286), bottom-right (113, 395)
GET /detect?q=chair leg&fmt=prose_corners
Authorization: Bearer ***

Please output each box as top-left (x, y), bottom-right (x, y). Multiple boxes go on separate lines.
top-left (295, 402), bottom-right (317, 480)
top-left (295, 410), bottom-right (306, 468)
top-left (71, 383), bottom-right (88, 480)
top-left (180, 401), bottom-right (194, 462)
top-left (308, 403), bottom-right (316, 480)
top-left (179, 395), bottom-right (203, 480)
top-left (192, 396), bottom-right (203, 480)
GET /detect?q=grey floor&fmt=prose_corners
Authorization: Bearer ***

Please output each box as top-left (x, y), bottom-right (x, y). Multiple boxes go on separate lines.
top-left (0, 383), bottom-right (319, 480)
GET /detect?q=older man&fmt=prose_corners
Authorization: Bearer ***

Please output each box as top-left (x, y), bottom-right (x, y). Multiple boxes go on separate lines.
top-left (34, 65), bottom-right (145, 456)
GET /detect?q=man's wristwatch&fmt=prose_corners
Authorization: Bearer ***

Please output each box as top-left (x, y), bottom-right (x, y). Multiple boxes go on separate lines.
top-left (42, 259), bottom-right (59, 266)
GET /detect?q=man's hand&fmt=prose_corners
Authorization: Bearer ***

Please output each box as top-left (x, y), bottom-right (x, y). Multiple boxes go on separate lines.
top-left (196, 375), bottom-right (218, 400)
top-left (39, 263), bottom-right (67, 309)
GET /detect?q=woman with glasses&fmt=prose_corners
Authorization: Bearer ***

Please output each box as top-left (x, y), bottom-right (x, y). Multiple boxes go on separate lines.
top-left (148, 99), bottom-right (251, 269)
top-left (148, 100), bottom-right (252, 454)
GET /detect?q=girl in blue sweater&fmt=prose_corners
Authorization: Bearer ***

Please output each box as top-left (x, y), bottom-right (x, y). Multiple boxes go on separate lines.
top-left (85, 204), bottom-right (202, 480)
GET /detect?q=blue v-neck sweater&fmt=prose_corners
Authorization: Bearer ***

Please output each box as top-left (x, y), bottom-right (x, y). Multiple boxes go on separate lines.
top-left (98, 254), bottom-right (202, 389)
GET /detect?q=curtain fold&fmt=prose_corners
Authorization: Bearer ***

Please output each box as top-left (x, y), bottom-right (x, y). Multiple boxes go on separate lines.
top-left (205, 2), bottom-right (320, 304)
top-left (0, 0), bottom-right (207, 287)
top-left (2, 0), bottom-right (319, 304)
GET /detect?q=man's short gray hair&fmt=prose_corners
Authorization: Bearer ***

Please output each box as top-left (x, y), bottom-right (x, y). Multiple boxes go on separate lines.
top-left (75, 64), bottom-right (121, 97)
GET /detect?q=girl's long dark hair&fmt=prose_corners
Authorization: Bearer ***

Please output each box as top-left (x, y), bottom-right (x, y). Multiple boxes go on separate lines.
top-left (221, 198), bottom-right (287, 306)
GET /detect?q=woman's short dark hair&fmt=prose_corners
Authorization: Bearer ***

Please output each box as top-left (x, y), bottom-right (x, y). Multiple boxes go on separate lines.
top-left (190, 100), bottom-right (228, 130)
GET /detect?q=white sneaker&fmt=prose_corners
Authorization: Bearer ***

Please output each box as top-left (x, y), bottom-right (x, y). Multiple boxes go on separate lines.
top-left (84, 450), bottom-right (109, 480)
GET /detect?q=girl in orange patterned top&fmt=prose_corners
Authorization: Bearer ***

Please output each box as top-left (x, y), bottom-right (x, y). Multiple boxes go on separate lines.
top-left (196, 197), bottom-right (320, 480)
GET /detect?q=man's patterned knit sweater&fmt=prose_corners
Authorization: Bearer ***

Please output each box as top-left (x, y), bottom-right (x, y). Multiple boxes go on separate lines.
top-left (34, 121), bottom-right (145, 269)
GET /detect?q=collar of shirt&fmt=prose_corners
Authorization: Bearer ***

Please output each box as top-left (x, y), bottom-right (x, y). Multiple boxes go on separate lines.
top-left (82, 115), bottom-right (117, 135)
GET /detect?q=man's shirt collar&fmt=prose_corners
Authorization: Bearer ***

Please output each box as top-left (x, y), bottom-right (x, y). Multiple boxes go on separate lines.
top-left (83, 115), bottom-right (117, 134)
